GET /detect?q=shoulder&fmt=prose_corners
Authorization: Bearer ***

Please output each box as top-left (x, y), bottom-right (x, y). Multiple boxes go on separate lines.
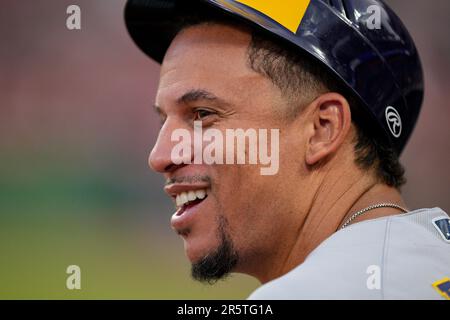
top-left (248, 207), bottom-right (450, 300)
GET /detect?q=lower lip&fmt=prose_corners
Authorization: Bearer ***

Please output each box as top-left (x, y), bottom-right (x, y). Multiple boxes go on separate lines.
top-left (170, 197), bottom-right (208, 231)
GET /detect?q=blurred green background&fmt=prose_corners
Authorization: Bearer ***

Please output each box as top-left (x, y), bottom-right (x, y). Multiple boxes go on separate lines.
top-left (0, 0), bottom-right (449, 299)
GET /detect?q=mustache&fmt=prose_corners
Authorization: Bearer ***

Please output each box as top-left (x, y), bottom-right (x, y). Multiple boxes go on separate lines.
top-left (165, 175), bottom-right (211, 186)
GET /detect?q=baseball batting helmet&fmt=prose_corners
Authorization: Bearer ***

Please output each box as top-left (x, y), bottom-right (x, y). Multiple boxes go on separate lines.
top-left (124, 0), bottom-right (424, 154)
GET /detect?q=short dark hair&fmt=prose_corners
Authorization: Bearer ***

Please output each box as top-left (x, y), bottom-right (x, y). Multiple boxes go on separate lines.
top-left (247, 31), bottom-right (406, 188)
top-left (176, 14), bottom-right (406, 188)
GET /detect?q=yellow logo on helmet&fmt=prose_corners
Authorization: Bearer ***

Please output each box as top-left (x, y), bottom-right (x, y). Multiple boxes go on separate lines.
top-left (235, 0), bottom-right (311, 33)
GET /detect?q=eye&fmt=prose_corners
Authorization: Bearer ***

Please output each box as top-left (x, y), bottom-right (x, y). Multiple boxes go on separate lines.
top-left (193, 108), bottom-right (215, 121)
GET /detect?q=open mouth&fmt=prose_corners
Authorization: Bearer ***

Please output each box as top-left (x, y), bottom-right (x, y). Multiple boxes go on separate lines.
top-left (175, 189), bottom-right (208, 216)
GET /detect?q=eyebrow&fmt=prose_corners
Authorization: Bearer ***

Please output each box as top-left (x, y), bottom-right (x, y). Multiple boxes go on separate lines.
top-left (153, 89), bottom-right (231, 113)
top-left (177, 89), bottom-right (230, 106)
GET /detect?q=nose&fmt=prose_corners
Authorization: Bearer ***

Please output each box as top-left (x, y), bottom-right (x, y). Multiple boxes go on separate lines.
top-left (148, 119), bottom-right (190, 173)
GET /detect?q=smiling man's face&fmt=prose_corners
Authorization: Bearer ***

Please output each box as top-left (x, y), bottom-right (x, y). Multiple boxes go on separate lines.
top-left (149, 23), bottom-right (310, 282)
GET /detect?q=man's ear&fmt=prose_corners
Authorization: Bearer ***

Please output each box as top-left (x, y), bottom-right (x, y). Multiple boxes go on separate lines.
top-left (305, 92), bottom-right (351, 166)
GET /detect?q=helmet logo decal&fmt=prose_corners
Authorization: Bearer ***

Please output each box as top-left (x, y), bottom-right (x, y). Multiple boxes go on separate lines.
top-left (385, 106), bottom-right (402, 138)
top-left (235, 0), bottom-right (311, 33)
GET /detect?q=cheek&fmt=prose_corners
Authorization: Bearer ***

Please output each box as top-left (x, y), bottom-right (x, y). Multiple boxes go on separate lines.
top-left (280, 127), bottom-right (307, 170)
top-left (212, 164), bottom-right (256, 213)
top-left (212, 164), bottom-right (282, 239)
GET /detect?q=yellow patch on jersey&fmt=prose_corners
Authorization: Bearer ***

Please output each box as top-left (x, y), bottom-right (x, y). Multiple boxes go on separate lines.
top-left (432, 277), bottom-right (450, 300)
top-left (235, 0), bottom-right (311, 33)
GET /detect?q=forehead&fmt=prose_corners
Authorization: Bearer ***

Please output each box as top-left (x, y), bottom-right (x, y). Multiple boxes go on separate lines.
top-left (163, 23), bottom-right (251, 76)
top-left (157, 23), bottom-right (261, 102)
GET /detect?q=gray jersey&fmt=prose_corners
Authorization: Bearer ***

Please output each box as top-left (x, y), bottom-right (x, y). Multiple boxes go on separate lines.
top-left (248, 207), bottom-right (450, 300)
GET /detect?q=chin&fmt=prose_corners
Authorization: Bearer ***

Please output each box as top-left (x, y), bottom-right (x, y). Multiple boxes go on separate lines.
top-left (183, 231), bottom-right (218, 263)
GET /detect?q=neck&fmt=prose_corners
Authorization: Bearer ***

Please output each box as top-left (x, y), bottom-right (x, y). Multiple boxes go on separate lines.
top-left (257, 162), bottom-right (407, 284)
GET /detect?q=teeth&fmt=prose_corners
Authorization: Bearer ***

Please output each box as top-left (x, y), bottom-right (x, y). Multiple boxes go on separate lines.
top-left (175, 189), bottom-right (208, 207)
top-left (180, 192), bottom-right (188, 206)
top-left (187, 191), bottom-right (196, 201)
top-left (195, 190), bottom-right (206, 199)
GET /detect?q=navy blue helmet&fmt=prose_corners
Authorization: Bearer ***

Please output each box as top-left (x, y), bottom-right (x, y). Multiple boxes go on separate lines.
top-left (124, 0), bottom-right (424, 154)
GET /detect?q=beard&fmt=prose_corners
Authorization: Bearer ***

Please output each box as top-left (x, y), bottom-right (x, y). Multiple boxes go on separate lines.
top-left (191, 215), bottom-right (239, 284)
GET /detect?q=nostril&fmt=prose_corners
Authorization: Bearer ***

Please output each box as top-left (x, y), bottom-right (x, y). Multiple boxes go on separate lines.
top-left (148, 150), bottom-right (185, 173)
top-left (164, 163), bottom-right (185, 173)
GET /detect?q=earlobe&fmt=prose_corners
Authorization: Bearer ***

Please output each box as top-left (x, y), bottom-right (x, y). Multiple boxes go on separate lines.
top-left (305, 93), bottom-right (351, 166)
